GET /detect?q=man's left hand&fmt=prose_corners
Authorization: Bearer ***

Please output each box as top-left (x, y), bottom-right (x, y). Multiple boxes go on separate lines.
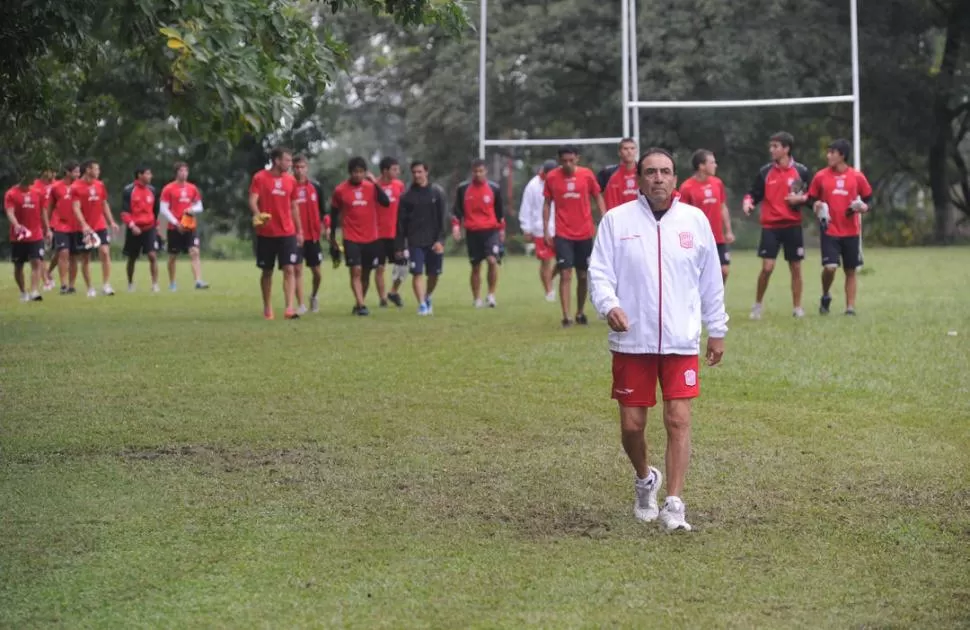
top-left (784, 193), bottom-right (807, 206)
top-left (706, 337), bottom-right (725, 366)
top-left (432, 241), bottom-right (444, 254)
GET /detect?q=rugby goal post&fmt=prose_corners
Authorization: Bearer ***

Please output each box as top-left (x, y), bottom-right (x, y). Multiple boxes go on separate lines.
top-left (478, 0), bottom-right (862, 170)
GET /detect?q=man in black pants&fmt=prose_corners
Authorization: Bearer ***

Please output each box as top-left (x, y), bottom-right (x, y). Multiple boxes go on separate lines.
top-left (396, 161), bottom-right (449, 315)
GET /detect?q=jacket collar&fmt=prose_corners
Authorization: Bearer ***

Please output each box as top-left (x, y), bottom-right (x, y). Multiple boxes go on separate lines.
top-left (636, 190), bottom-right (681, 221)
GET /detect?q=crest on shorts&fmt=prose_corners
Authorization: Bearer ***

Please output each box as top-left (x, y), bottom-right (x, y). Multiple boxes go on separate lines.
top-left (679, 232), bottom-right (694, 249)
top-left (684, 369), bottom-right (697, 387)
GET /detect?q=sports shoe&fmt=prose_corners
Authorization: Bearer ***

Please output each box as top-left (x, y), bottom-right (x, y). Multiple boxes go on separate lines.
top-left (576, 313), bottom-right (589, 326)
top-left (19, 293), bottom-right (29, 303)
top-left (659, 496), bottom-right (693, 532)
top-left (351, 305), bottom-right (360, 315)
top-left (545, 291), bottom-right (556, 302)
top-left (30, 291), bottom-right (43, 302)
top-left (749, 303), bottom-right (763, 320)
top-left (474, 298), bottom-right (484, 309)
top-left (127, 283), bottom-right (136, 293)
top-left (263, 310), bottom-right (275, 321)
top-left (634, 466), bottom-right (663, 522)
top-left (356, 305), bottom-right (370, 316)
top-left (59, 286), bottom-right (68, 295)
top-left (820, 294), bottom-right (832, 315)
top-left (86, 288), bottom-right (97, 298)
top-left (561, 318), bottom-right (574, 328)
top-left (296, 304), bottom-right (308, 316)
top-left (151, 284), bottom-right (160, 293)
top-left (103, 284), bottom-right (115, 296)
top-left (66, 287), bottom-right (76, 295)
top-left (379, 298), bottom-right (389, 308)
top-left (43, 279), bottom-right (55, 292)
top-left (310, 296), bottom-right (320, 313)
top-left (418, 303), bottom-right (430, 316)
top-left (793, 307), bottom-right (805, 318)
top-left (845, 307), bottom-right (857, 316)
top-left (169, 282), bottom-right (177, 292)
top-left (487, 294), bottom-right (497, 308)
top-left (284, 309), bottom-right (300, 320)
top-left (425, 295), bottom-right (433, 314)
top-left (194, 281), bottom-right (209, 290)
top-left (388, 292), bottom-right (403, 308)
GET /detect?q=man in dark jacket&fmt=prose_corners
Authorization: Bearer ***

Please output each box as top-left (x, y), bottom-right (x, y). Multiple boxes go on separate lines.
top-left (396, 161), bottom-right (448, 315)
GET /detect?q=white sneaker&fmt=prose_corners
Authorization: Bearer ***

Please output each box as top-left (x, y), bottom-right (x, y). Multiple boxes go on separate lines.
top-left (103, 284), bottom-right (115, 296)
top-left (30, 291), bottom-right (43, 301)
top-left (474, 298), bottom-right (484, 308)
top-left (487, 294), bottom-right (497, 308)
top-left (296, 304), bottom-right (308, 315)
top-left (19, 292), bottom-right (29, 303)
top-left (793, 307), bottom-right (805, 318)
top-left (310, 296), bottom-right (320, 313)
top-left (659, 496), bottom-right (693, 532)
top-left (127, 283), bottom-right (136, 293)
top-left (749, 303), bottom-right (763, 320)
top-left (43, 280), bottom-right (55, 292)
top-left (634, 466), bottom-right (663, 522)
top-left (86, 288), bottom-right (97, 298)
top-left (151, 284), bottom-right (160, 293)
top-left (545, 291), bottom-right (556, 302)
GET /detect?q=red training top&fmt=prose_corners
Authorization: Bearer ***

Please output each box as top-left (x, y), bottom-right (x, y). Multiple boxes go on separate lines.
top-left (295, 180), bottom-right (324, 242)
top-left (161, 181), bottom-right (202, 230)
top-left (679, 175), bottom-right (728, 244)
top-left (602, 165), bottom-right (639, 211)
top-left (4, 185), bottom-right (44, 242)
top-left (808, 166), bottom-right (873, 238)
top-left (330, 180), bottom-right (382, 243)
top-left (121, 181), bottom-right (157, 229)
top-left (69, 178), bottom-right (109, 231)
top-left (250, 169), bottom-right (297, 238)
top-left (543, 166), bottom-right (601, 240)
top-left (377, 178), bottom-right (406, 239)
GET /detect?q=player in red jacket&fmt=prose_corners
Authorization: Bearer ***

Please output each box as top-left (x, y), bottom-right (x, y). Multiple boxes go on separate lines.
top-left (679, 149), bottom-right (734, 285)
top-left (453, 159), bottom-right (505, 308)
top-left (5, 176), bottom-right (47, 301)
top-left (292, 154), bottom-right (329, 314)
top-left (121, 165), bottom-right (160, 292)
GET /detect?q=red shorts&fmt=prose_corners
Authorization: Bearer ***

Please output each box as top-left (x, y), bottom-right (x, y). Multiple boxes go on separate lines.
top-left (611, 352), bottom-right (699, 408)
top-left (533, 236), bottom-right (555, 261)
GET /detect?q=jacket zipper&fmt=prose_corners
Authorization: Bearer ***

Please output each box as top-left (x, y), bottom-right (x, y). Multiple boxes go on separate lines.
top-left (656, 224), bottom-right (663, 354)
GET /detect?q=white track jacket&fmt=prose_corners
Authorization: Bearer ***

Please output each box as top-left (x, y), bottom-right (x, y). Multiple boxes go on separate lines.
top-left (589, 194), bottom-right (729, 355)
top-left (518, 175), bottom-right (554, 237)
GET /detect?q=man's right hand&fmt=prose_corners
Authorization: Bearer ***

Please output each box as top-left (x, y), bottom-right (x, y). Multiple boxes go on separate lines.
top-left (742, 197), bottom-right (755, 216)
top-left (130, 224), bottom-right (142, 236)
top-left (451, 225), bottom-right (462, 242)
top-left (544, 232), bottom-right (553, 247)
top-left (606, 307), bottom-right (629, 332)
top-left (431, 242), bottom-right (444, 254)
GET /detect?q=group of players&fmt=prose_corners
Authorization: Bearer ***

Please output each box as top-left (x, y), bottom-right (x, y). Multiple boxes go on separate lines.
top-left (6, 130), bottom-right (870, 320)
top-left (4, 159), bottom-right (209, 301)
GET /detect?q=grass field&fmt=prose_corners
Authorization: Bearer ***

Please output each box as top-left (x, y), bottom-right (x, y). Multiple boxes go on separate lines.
top-left (1, 248), bottom-right (969, 629)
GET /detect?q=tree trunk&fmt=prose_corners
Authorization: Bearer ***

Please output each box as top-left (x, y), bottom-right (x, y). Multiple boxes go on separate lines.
top-left (928, 12), bottom-right (964, 244)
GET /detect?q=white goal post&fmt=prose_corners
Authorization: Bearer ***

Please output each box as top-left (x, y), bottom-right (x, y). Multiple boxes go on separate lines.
top-left (478, 0), bottom-right (862, 169)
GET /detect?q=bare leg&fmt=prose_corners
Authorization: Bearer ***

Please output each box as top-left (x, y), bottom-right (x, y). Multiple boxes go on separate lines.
top-left (540, 259), bottom-right (554, 294)
top-left (845, 268), bottom-right (857, 309)
top-left (294, 264), bottom-right (305, 307)
top-left (576, 269), bottom-right (589, 316)
top-left (361, 267), bottom-right (371, 299)
top-left (126, 256), bottom-right (137, 284)
top-left (721, 265), bottom-right (729, 285)
top-left (470, 262), bottom-right (482, 300)
top-left (427, 273), bottom-right (439, 296)
top-left (789, 260), bottom-right (802, 309)
top-left (412, 274), bottom-right (426, 304)
top-left (98, 245), bottom-right (111, 286)
top-left (148, 251), bottom-right (158, 285)
top-left (620, 405), bottom-right (648, 479)
top-left (559, 267), bottom-right (573, 319)
top-left (56, 249), bottom-right (70, 287)
top-left (260, 268), bottom-right (273, 313)
top-left (663, 399), bottom-right (692, 498)
top-left (68, 255), bottom-right (77, 289)
top-left (311, 266), bottom-right (322, 298)
top-left (168, 253), bottom-right (178, 285)
top-left (350, 266), bottom-right (365, 306)
top-left (30, 259), bottom-right (42, 293)
top-left (821, 266), bottom-right (837, 296)
top-left (13, 263), bottom-right (25, 294)
top-left (282, 265), bottom-right (296, 311)
top-left (755, 259), bottom-right (775, 303)
top-left (486, 258), bottom-right (498, 295)
top-left (189, 247), bottom-right (202, 283)
top-left (376, 264), bottom-right (387, 301)
top-left (80, 253), bottom-right (92, 289)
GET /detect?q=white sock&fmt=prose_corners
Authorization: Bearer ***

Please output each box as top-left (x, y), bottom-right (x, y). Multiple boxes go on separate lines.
top-left (636, 470), bottom-right (657, 487)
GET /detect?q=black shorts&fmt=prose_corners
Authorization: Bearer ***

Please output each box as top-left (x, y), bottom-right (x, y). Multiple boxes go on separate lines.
top-left (821, 233), bottom-right (863, 270)
top-left (377, 238), bottom-right (402, 266)
top-left (466, 229), bottom-right (501, 265)
top-left (167, 229), bottom-right (199, 254)
top-left (11, 241), bottom-right (45, 264)
top-left (554, 236), bottom-right (594, 271)
top-left (716, 243), bottom-right (731, 266)
top-left (96, 229), bottom-right (111, 247)
top-left (303, 240), bottom-right (324, 268)
top-left (123, 227), bottom-right (158, 258)
top-left (409, 246), bottom-right (444, 276)
top-left (71, 231), bottom-right (108, 254)
top-left (255, 235), bottom-right (301, 270)
top-left (344, 239), bottom-right (380, 270)
top-left (758, 226), bottom-right (804, 262)
top-left (53, 231), bottom-right (78, 253)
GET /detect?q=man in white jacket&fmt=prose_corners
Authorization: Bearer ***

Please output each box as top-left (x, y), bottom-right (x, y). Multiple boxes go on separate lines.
top-left (519, 160), bottom-right (557, 301)
top-left (589, 148), bottom-right (729, 532)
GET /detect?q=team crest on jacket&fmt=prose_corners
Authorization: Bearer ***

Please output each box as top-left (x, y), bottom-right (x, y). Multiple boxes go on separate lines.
top-left (679, 232), bottom-right (694, 249)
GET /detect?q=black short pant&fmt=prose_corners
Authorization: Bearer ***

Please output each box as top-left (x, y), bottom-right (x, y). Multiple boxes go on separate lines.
top-left (466, 229), bottom-right (500, 265)
top-left (53, 231), bottom-right (79, 254)
top-left (758, 226), bottom-right (804, 262)
top-left (303, 240), bottom-right (323, 268)
top-left (168, 229), bottom-right (199, 254)
top-left (344, 239), bottom-right (380, 270)
top-left (11, 241), bottom-right (45, 264)
top-left (377, 238), bottom-right (402, 266)
top-left (72, 230), bottom-right (109, 253)
top-left (821, 233), bottom-right (863, 270)
top-left (123, 227), bottom-right (158, 258)
top-left (255, 235), bottom-right (301, 270)
top-left (716, 243), bottom-right (731, 266)
top-left (554, 236), bottom-right (594, 271)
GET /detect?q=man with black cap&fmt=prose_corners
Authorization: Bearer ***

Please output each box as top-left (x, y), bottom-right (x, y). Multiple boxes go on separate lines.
top-left (807, 138), bottom-right (873, 315)
top-left (519, 159), bottom-right (558, 301)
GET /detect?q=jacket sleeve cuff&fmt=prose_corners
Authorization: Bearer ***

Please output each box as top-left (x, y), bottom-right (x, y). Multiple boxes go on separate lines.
top-left (597, 297), bottom-right (621, 318)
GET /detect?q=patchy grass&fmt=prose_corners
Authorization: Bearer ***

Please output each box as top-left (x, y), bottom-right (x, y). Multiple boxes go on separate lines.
top-left (1, 248), bottom-right (968, 629)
